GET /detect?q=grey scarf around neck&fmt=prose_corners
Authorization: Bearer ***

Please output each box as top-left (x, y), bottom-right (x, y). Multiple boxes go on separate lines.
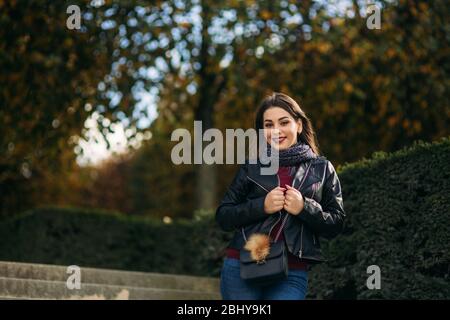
top-left (266, 140), bottom-right (317, 167)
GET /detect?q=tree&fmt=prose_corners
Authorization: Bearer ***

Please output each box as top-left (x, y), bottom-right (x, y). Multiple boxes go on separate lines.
top-left (3, 0), bottom-right (448, 218)
top-left (0, 1), bottom-right (114, 214)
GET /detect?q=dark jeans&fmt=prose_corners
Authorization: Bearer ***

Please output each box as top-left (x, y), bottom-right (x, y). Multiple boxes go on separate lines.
top-left (220, 257), bottom-right (308, 300)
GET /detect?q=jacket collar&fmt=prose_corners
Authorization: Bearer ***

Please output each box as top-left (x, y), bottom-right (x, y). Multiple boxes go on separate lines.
top-left (246, 158), bottom-right (325, 192)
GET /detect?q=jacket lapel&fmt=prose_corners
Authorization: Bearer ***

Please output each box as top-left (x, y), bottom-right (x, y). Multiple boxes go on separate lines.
top-left (246, 163), bottom-right (279, 191)
top-left (247, 161), bottom-right (319, 192)
top-left (292, 162), bottom-right (323, 191)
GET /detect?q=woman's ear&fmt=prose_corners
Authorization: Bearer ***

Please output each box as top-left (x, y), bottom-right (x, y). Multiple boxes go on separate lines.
top-left (297, 119), bottom-right (303, 135)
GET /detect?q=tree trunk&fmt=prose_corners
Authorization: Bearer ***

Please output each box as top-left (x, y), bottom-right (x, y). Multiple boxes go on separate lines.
top-left (194, 3), bottom-right (219, 212)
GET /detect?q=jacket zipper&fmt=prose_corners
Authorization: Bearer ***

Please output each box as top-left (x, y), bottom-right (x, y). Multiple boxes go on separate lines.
top-left (246, 176), bottom-right (270, 193)
top-left (310, 184), bottom-right (317, 246)
top-left (297, 163), bottom-right (313, 259)
top-left (271, 174), bottom-right (282, 241)
top-left (246, 175), bottom-right (282, 239)
top-left (299, 224), bottom-right (304, 258)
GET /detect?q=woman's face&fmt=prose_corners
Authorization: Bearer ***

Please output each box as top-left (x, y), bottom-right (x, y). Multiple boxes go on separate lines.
top-left (263, 107), bottom-right (302, 150)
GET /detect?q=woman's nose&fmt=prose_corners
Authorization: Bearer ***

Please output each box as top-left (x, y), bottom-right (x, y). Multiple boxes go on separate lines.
top-left (271, 128), bottom-right (281, 137)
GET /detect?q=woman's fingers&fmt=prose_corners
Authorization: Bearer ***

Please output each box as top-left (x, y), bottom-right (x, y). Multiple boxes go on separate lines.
top-left (272, 187), bottom-right (286, 195)
top-left (285, 193), bottom-right (299, 200)
top-left (285, 185), bottom-right (299, 193)
top-left (273, 200), bottom-right (285, 206)
top-left (269, 186), bottom-right (304, 211)
top-left (286, 186), bottom-right (302, 197)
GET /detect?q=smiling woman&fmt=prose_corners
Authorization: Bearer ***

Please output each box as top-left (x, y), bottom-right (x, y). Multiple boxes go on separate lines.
top-left (255, 93), bottom-right (320, 155)
top-left (216, 92), bottom-right (345, 300)
top-left (263, 110), bottom-right (300, 149)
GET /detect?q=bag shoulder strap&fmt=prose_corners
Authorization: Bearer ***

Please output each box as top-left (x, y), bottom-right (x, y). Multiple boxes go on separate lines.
top-left (242, 162), bottom-right (313, 243)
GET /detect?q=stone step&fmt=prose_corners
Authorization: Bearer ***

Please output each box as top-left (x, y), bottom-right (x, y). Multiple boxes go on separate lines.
top-left (0, 277), bottom-right (221, 300)
top-left (0, 261), bottom-right (219, 294)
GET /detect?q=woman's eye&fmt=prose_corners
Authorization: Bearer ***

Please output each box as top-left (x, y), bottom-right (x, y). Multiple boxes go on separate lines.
top-left (264, 124), bottom-right (273, 128)
top-left (280, 122), bottom-right (289, 126)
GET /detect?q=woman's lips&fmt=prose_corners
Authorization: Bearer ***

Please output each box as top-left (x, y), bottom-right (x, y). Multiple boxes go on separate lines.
top-left (273, 137), bottom-right (286, 143)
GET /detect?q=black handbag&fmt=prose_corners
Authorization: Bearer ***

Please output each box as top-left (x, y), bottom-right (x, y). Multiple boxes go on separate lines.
top-left (239, 162), bottom-right (312, 286)
top-left (239, 214), bottom-right (289, 286)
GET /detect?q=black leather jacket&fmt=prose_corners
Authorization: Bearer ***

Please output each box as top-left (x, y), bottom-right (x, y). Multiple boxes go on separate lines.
top-left (215, 156), bottom-right (345, 264)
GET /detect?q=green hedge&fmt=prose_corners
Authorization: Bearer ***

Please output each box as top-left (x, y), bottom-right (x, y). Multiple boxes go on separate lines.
top-left (0, 207), bottom-right (230, 277)
top-left (1, 137), bottom-right (449, 299)
top-left (307, 137), bottom-right (450, 299)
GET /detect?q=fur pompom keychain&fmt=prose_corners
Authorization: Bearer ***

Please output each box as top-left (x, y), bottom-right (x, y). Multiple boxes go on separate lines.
top-left (244, 233), bottom-right (271, 262)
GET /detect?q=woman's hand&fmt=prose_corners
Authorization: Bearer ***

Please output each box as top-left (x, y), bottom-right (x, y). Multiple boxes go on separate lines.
top-left (283, 185), bottom-right (304, 215)
top-left (264, 187), bottom-right (286, 214)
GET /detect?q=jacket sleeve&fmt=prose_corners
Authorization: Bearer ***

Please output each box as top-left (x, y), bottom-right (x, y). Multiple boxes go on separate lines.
top-left (215, 163), bottom-right (268, 232)
top-left (297, 160), bottom-right (345, 239)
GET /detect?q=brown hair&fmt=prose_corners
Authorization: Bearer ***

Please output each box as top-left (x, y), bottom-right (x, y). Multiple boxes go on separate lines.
top-left (255, 92), bottom-right (321, 155)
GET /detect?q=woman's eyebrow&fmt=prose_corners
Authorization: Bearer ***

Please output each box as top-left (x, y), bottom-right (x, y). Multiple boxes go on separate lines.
top-left (264, 116), bottom-right (289, 122)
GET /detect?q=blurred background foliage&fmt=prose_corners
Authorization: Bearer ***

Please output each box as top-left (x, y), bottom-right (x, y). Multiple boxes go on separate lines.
top-left (1, 138), bottom-right (448, 298)
top-left (1, 0), bottom-right (449, 220)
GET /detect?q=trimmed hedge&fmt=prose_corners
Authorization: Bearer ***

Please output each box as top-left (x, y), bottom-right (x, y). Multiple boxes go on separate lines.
top-left (0, 207), bottom-right (229, 277)
top-left (1, 137), bottom-right (449, 299)
top-left (307, 137), bottom-right (450, 299)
